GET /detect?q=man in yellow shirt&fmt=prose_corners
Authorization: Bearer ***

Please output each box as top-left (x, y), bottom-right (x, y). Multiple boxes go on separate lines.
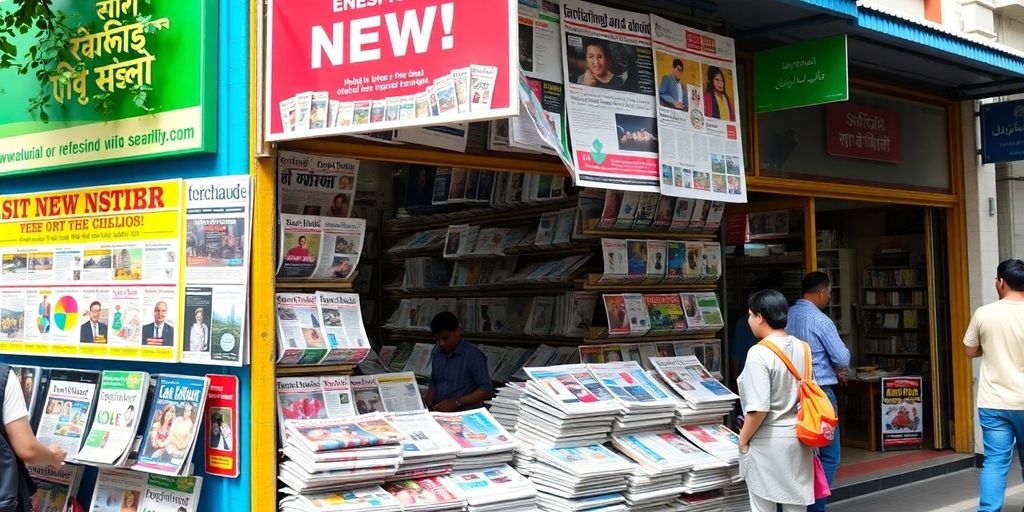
top-left (964, 259), bottom-right (1024, 512)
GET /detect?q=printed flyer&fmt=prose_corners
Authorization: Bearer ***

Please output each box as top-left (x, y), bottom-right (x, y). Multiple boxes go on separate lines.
top-left (561, 0), bottom-right (659, 191)
top-left (881, 376), bottom-right (924, 449)
top-left (205, 374), bottom-right (239, 478)
top-left (266, 0), bottom-right (519, 140)
top-left (651, 15), bottom-right (746, 202)
top-left (0, 180), bottom-right (184, 362)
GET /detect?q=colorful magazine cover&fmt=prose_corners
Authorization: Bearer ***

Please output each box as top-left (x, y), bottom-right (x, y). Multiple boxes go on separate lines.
top-left (133, 375), bottom-right (210, 475)
top-left (285, 412), bottom-right (403, 452)
top-left (29, 465), bottom-right (82, 512)
top-left (75, 371), bottom-right (149, 465)
top-left (36, 369), bottom-right (100, 458)
top-left (382, 477), bottom-right (462, 509)
top-left (137, 474), bottom-right (204, 512)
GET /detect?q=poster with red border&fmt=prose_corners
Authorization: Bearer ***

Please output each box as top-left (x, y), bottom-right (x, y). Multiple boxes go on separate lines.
top-left (205, 374), bottom-right (239, 477)
top-left (881, 376), bottom-right (923, 450)
top-left (265, 0), bottom-right (519, 141)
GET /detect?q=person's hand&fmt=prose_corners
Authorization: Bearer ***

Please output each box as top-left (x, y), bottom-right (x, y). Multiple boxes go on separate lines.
top-left (47, 445), bottom-right (66, 467)
top-left (739, 443), bottom-right (749, 455)
top-left (582, 71), bottom-right (597, 86)
top-left (673, 101), bottom-right (683, 109)
top-left (836, 366), bottom-right (848, 385)
top-left (432, 399), bottom-right (461, 412)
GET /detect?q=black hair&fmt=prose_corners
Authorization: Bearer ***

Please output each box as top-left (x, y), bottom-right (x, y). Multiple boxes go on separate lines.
top-left (706, 65), bottom-right (724, 87)
top-left (672, 59), bottom-right (684, 70)
top-left (582, 38), bottom-right (611, 58)
top-left (430, 311), bottom-right (460, 333)
top-left (89, 300), bottom-right (101, 310)
top-left (801, 271), bottom-right (831, 294)
top-left (998, 259), bottom-right (1024, 291)
top-left (748, 289), bottom-right (788, 330)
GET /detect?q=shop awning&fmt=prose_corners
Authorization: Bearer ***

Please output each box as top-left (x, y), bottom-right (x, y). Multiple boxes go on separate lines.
top-left (630, 0), bottom-right (1024, 99)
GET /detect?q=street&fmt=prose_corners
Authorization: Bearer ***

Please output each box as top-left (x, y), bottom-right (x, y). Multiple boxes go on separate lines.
top-left (830, 468), bottom-right (1024, 511)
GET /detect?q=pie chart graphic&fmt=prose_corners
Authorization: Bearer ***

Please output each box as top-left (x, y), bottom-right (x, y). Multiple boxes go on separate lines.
top-left (53, 296), bottom-right (79, 331)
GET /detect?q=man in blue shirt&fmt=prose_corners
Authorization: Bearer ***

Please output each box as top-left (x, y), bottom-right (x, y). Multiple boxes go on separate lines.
top-left (787, 271), bottom-right (851, 511)
top-left (658, 59), bottom-right (689, 110)
top-left (425, 312), bottom-right (494, 412)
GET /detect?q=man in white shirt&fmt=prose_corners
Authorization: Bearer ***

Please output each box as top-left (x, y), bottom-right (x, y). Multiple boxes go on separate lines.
top-left (1, 365), bottom-right (67, 509)
top-left (79, 301), bottom-right (107, 343)
top-left (964, 259), bottom-right (1024, 512)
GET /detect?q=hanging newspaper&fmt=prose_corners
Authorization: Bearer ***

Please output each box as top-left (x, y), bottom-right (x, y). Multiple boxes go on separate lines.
top-left (277, 150), bottom-right (359, 217)
top-left (561, 0), bottom-right (659, 191)
top-left (651, 15), bottom-right (746, 202)
top-left (316, 291), bottom-right (371, 364)
top-left (275, 293), bottom-right (329, 366)
top-left (277, 215), bottom-right (366, 280)
top-left (182, 176), bottom-right (252, 365)
top-left (510, 0), bottom-right (569, 158)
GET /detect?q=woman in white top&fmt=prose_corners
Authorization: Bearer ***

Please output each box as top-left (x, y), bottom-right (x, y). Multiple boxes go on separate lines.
top-left (188, 308), bottom-right (209, 353)
top-left (2, 366), bottom-right (67, 511)
top-left (737, 290), bottom-right (814, 511)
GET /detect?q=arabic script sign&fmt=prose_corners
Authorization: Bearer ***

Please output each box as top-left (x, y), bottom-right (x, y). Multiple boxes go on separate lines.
top-left (754, 35), bottom-right (848, 113)
top-left (826, 102), bottom-right (902, 163)
top-left (981, 99), bottom-right (1024, 164)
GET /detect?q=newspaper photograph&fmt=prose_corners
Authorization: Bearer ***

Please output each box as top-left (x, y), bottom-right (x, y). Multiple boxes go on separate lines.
top-left (561, 0), bottom-right (660, 191)
top-left (277, 150), bottom-right (359, 217)
top-left (651, 15), bottom-right (746, 202)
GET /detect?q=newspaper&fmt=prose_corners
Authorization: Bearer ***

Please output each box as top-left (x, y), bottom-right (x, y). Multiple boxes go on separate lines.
top-left (277, 150), bottom-right (359, 217)
top-left (74, 371), bottom-right (149, 466)
top-left (277, 376), bottom-right (330, 443)
top-left (312, 217), bottom-right (366, 280)
top-left (677, 424), bottom-right (740, 463)
top-left (137, 474), bottom-right (204, 512)
top-left (29, 465), bottom-right (83, 512)
top-left (321, 376), bottom-right (357, 419)
top-left (275, 293), bottom-right (328, 365)
top-left (37, 369), bottom-right (100, 457)
top-left (611, 431), bottom-right (698, 473)
top-left (511, 0), bottom-right (568, 155)
top-left (523, 364), bottom-right (620, 413)
top-left (278, 214), bottom-right (324, 278)
top-left (651, 15), bottom-right (746, 203)
top-left (382, 477), bottom-right (463, 510)
top-left (650, 356), bottom-right (737, 403)
top-left (446, 464), bottom-right (536, 505)
top-left (432, 409), bottom-right (517, 454)
top-left (587, 361), bottom-right (675, 407)
top-left (384, 410), bottom-right (461, 459)
top-left (279, 486), bottom-right (402, 512)
top-left (316, 292), bottom-right (371, 364)
top-left (284, 413), bottom-right (403, 453)
top-left (561, 0), bottom-right (660, 191)
top-left (89, 468), bottom-right (147, 512)
top-left (537, 443), bottom-right (636, 473)
top-left (375, 372), bottom-right (425, 413)
top-left (134, 374), bottom-right (210, 476)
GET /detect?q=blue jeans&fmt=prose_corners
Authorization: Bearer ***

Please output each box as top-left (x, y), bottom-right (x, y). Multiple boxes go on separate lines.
top-left (978, 408), bottom-right (1024, 512)
top-left (807, 387), bottom-right (841, 512)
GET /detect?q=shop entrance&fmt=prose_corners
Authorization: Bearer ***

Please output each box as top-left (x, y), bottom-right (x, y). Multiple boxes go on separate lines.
top-left (723, 193), bottom-right (967, 496)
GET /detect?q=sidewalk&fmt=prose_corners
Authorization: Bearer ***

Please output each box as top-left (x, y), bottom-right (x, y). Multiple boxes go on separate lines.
top-left (829, 468), bottom-right (1024, 511)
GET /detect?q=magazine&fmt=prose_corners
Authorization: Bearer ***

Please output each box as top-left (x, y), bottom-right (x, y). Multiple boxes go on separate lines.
top-left (277, 214), bottom-right (324, 278)
top-left (285, 413), bottom-right (403, 453)
top-left (600, 239), bottom-right (628, 283)
top-left (134, 374), bottom-right (210, 476)
top-left (11, 365), bottom-right (42, 422)
top-left (677, 424), bottom-right (741, 464)
top-left (137, 474), bottom-right (204, 512)
top-left (89, 468), bottom-right (147, 512)
top-left (275, 293), bottom-right (328, 365)
top-left (644, 294), bottom-right (687, 333)
top-left (316, 292), bottom-right (371, 364)
top-left (29, 464), bottom-right (83, 512)
top-left (432, 409), bottom-right (517, 454)
top-left (277, 150), bottom-right (359, 218)
top-left (75, 370), bottom-right (149, 465)
top-left (36, 369), bottom-right (100, 458)
top-left (382, 477), bottom-right (463, 510)
top-left (279, 486), bottom-right (402, 512)
top-left (650, 356), bottom-right (737, 404)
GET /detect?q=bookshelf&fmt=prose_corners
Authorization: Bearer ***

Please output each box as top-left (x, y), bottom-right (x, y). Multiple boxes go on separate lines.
top-left (817, 248), bottom-right (854, 338)
top-left (860, 264), bottom-right (930, 375)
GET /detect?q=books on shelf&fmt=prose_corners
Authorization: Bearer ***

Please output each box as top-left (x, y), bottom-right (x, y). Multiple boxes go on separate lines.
top-left (579, 340), bottom-right (723, 378)
top-left (74, 370), bottom-right (149, 466)
top-left (36, 368), bottom-right (101, 459)
top-left (133, 374), bottom-right (209, 476)
top-left (603, 292), bottom-right (723, 337)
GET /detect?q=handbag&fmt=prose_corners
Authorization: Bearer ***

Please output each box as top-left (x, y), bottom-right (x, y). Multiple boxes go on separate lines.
top-left (813, 454), bottom-right (831, 500)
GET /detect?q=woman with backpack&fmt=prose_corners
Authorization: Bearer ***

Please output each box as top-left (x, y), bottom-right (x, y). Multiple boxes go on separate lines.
top-left (736, 290), bottom-right (814, 511)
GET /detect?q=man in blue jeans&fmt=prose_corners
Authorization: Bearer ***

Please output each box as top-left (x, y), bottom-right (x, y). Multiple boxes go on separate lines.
top-left (786, 271), bottom-right (851, 512)
top-left (964, 259), bottom-right (1024, 512)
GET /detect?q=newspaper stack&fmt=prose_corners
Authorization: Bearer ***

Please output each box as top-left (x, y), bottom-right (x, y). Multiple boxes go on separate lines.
top-left (278, 413), bottom-right (405, 494)
top-left (588, 362), bottom-right (677, 432)
top-left (385, 411), bottom-right (461, 480)
top-left (488, 382), bottom-right (527, 432)
top-left (674, 490), bottom-right (726, 511)
top-left (530, 444), bottom-right (636, 510)
top-left (511, 442), bottom-right (538, 476)
top-left (722, 482), bottom-right (751, 512)
top-left (651, 356), bottom-right (738, 426)
top-left (681, 466), bottom-right (735, 494)
top-left (433, 408), bottom-right (518, 470)
top-left (280, 485), bottom-right (403, 512)
top-left (382, 476), bottom-right (466, 511)
top-left (517, 365), bottom-right (623, 447)
top-left (611, 430), bottom-right (724, 510)
top-left (446, 464), bottom-right (538, 512)
top-left (677, 424), bottom-right (741, 465)
top-left (535, 493), bottom-right (627, 512)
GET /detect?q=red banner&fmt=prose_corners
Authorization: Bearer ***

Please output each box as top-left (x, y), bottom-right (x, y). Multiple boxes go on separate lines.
top-left (825, 103), bottom-right (902, 164)
top-left (266, 0), bottom-right (518, 141)
top-left (205, 374), bottom-right (240, 477)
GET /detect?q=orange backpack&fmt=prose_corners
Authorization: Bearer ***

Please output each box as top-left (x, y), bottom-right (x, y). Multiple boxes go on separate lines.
top-left (759, 339), bottom-right (838, 448)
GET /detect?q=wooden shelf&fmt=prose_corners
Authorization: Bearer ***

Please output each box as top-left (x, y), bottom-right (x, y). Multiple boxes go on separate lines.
top-left (583, 327), bottom-right (721, 343)
top-left (581, 274), bottom-right (718, 292)
top-left (385, 197), bottom-right (577, 234)
top-left (581, 219), bottom-right (718, 240)
top-left (862, 305), bottom-right (928, 310)
top-left (276, 364), bottom-right (357, 376)
top-left (384, 328), bottom-right (582, 347)
top-left (276, 275), bottom-right (358, 291)
top-left (727, 255), bottom-right (805, 265)
top-left (385, 280), bottom-right (583, 297)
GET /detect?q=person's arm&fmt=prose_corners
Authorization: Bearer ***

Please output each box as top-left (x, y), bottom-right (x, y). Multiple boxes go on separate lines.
top-left (819, 318), bottom-right (851, 370)
top-left (424, 386), bottom-right (436, 409)
top-left (963, 313), bottom-right (982, 358)
top-left (658, 76), bottom-right (672, 104)
top-left (4, 417), bottom-right (65, 467)
top-left (737, 347), bottom-right (770, 452)
top-left (738, 411), bottom-right (766, 452)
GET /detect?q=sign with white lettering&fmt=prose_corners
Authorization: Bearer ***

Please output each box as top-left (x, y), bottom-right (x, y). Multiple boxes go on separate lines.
top-left (825, 102), bottom-right (902, 164)
top-left (265, 0), bottom-right (518, 141)
top-left (980, 99), bottom-right (1024, 164)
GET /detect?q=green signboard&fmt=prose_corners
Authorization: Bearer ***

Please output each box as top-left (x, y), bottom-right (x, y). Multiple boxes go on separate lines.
top-left (754, 35), bottom-right (848, 113)
top-left (0, 0), bottom-right (217, 176)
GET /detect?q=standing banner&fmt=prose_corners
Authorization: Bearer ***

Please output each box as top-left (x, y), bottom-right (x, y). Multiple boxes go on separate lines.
top-left (0, 0), bottom-right (216, 176)
top-left (980, 99), bottom-right (1024, 164)
top-left (561, 0), bottom-right (660, 192)
top-left (265, 0), bottom-right (519, 141)
top-left (205, 374), bottom-right (240, 478)
top-left (0, 181), bottom-right (184, 362)
top-left (881, 376), bottom-right (924, 450)
top-left (754, 35), bottom-right (848, 113)
top-left (651, 15), bottom-right (746, 202)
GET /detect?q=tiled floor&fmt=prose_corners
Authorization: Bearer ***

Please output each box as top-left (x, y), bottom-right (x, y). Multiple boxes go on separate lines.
top-left (829, 468), bottom-right (1024, 512)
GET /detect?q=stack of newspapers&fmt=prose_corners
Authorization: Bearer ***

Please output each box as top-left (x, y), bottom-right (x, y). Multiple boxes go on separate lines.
top-left (445, 464), bottom-right (539, 512)
top-left (489, 382), bottom-right (527, 432)
top-left (650, 356), bottom-right (739, 425)
top-left (511, 443), bottom-right (538, 476)
top-left (722, 481), bottom-right (752, 512)
top-left (674, 490), bottom-right (726, 511)
top-left (278, 412), bottom-right (404, 494)
top-left (610, 431), bottom-right (710, 510)
top-left (530, 444), bottom-right (637, 512)
top-left (432, 409), bottom-right (518, 470)
top-left (677, 424), bottom-right (742, 494)
top-left (587, 362), bottom-right (677, 433)
top-left (385, 410), bottom-right (461, 480)
top-left (517, 365), bottom-right (623, 447)
top-left (280, 485), bottom-right (404, 512)
top-left (381, 476), bottom-right (467, 511)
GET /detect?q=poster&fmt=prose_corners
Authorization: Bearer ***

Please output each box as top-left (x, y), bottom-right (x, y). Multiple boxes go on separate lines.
top-left (881, 376), bottom-right (924, 449)
top-left (561, 0), bottom-right (659, 191)
top-left (265, 0), bottom-right (519, 140)
top-left (0, 0), bottom-right (216, 176)
top-left (182, 176), bottom-right (252, 365)
top-left (651, 15), bottom-right (746, 203)
top-left (0, 181), bottom-right (183, 362)
top-left (205, 374), bottom-right (239, 478)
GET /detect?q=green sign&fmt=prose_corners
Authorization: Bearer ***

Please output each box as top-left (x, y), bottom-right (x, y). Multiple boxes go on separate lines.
top-left (754, 35), bottom-right (848, 113)
top-left (0, 0), bottom-right (217, 176)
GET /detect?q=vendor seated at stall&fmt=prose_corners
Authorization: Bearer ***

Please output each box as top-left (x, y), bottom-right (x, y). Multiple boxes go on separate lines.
top-left (425, 312), bottom-right (494, 412)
